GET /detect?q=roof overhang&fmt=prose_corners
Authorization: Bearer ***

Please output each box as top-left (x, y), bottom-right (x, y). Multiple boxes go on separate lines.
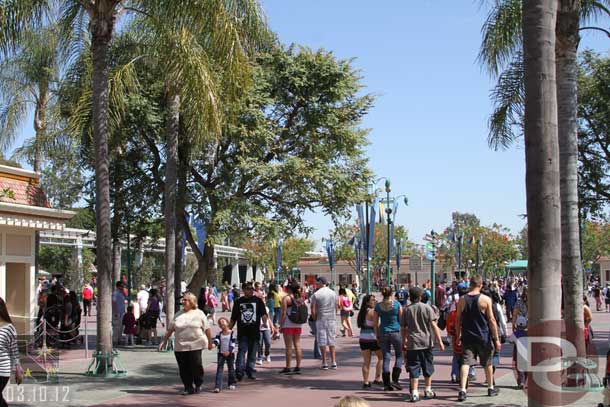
top-left (0, 201), bottom-right (75, 231)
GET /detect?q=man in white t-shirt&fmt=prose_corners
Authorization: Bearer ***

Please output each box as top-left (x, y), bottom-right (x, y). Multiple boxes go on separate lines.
top-left (311, 276), bottom-right (338, 370)
top-left (137, 285), bottom-right (149, 314)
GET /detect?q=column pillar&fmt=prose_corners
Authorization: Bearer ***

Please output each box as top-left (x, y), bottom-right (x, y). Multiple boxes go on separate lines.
top-left (231, 260), bottom-right (240, 287)
top-left (73, 237), bottom-right (83, 286)
top-left (0, 261), bottom-right (6, 302)
top-left (254, 265), bottom-right (263, 283)
top-left (246, 264), bottom-right (253, 282)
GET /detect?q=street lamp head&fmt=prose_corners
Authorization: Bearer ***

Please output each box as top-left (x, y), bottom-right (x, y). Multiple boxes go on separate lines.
top-left (385, 179), bottom-right (391, 193)
top-left (403, 197), bottom-right (408, 206)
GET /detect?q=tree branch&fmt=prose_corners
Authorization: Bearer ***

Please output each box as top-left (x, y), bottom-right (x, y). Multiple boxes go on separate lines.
top-left (579, 26), bottom-right (610, 37)
top-left (180, 211), bottom-right (203, 261)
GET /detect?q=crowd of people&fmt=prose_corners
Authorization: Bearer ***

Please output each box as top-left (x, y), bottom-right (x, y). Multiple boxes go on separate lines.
top-left (33, 271), bottom-right (589, 403)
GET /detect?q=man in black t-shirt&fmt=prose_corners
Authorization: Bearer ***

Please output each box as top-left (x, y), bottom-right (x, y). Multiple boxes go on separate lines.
top-left (230, 282), bottom-right (267, 380)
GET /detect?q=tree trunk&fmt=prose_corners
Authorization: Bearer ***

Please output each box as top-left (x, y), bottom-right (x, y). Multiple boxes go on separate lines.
top-left (557, 0), bottom-right (586, 364)
top-left (522, 1), bottom-right (562, 406)
top-left (164, 87), bottom-right (179, 326)
top-left (90, 8), bottom-right (116, 355)
top-left (174, 137), bottom-right (188, 308)
top-left (33, 93), bottom-right (47, 173)
top-left (188, 242), bottom-right (216, 291)
top-left (112, 240), bottom-right (121, 283)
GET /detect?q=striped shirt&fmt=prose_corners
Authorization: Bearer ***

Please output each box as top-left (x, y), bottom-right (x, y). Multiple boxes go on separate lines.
top-left (0, 324), bottom-right (19, 377)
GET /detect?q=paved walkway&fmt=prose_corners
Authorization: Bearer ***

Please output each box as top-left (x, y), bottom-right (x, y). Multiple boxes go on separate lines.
top-left (8, 303), bottom-right (610, 406)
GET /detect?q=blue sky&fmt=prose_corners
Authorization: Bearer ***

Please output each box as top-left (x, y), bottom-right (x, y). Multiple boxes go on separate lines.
top-left (259, 0), bottom-right (609, 250)
top-left (10, 2), bottom-right (609, 250)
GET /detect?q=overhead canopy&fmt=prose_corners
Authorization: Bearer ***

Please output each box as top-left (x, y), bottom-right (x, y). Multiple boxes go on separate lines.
top-left (507, 260), bottom-right (528, 271)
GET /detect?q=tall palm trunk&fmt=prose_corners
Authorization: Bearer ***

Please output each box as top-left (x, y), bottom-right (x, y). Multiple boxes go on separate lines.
top-left (32, 92), bottom-right (47, 173)
top-left (90, 9), bottom-right (116, 355)
top-left (174, 136), bottom-right (188, 309)
top-left (522, 1), bottom-right (562, 406)
top-left (164, 87), bottom-right (179, 325)
top-left (557, 0), bottom-right (585, 360)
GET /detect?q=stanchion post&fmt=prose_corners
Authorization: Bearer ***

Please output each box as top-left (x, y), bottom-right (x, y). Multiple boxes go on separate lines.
top-left (85, 313), bottom-right (89, 359)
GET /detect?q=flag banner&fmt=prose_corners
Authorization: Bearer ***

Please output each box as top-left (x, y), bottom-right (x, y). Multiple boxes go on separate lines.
top-left (389, 222), bottom-right (395, 261)
top-left (325, 239), bottom-right (335, 270)
top-left (392, 200), bottom-right (398, 223)
top-left (194, 218), bottom-right (207, 256)
top-left (356, 204), bottom-right (367, 253)
top-left (368, 198), bottom-right (378, 259)
top-left (354, 237), bottom-right (361, 273)
top-left (379, 201), bottom-right (385, 223)
top-left (396, 238), bottom-right (402, 270)
top-left (276, 239), bottom-right (282, 271)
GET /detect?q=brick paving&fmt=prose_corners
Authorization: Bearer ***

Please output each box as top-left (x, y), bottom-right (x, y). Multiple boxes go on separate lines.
top-left (9, 302), bottom-right (610, 406)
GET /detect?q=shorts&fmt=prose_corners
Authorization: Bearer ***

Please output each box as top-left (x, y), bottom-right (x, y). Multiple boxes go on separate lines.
top-left (340, 310), bottom-right (352, 318)
top-left (316, 319), bottom-right (336, 347)
top-left (359, 341), bottom-right (381, 351)
top-left (406, 348), bottom-right (434, 378)
top-left (605, 298), bottom-right (610, 305)
top-left (462, 342), bottom-right (494, 367)
top-left (281, 327), bottom-right (302, 336)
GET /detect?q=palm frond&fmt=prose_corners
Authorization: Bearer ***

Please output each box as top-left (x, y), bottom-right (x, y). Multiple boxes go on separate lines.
top-left (0, 94), bottom-right (28, 151)
top-left (488, 53), bottom-right (525, 150)
top-left (581, 0), bottom-right (610, 22)
top-left (478, 0), bottom-right (522, 76)
top-left (0, 0), bottom-right (53, 54)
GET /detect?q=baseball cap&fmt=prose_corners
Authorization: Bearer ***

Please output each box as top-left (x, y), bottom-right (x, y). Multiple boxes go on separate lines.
top-left (316, 276), bottom-right (328, 285)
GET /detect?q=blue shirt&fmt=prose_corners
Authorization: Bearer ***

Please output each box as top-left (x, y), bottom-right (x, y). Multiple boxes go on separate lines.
top-left (375, 301), bottom-right (401, 332)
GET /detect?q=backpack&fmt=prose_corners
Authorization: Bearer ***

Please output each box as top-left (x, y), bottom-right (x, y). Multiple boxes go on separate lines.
top-left (287, 296), bottom-right (308, 324)
top-left (605, 288), bottom-right (610, 300)
top-left (397, 290), bottom-right (406, 302)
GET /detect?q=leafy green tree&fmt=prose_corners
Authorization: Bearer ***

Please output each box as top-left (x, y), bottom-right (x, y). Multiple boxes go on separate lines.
top-left (582, 220), bottom-right (610, 267)
top-left (181, 46), bottom-right (373, 289)
top-left (578, 52), bottom-right (610, 215)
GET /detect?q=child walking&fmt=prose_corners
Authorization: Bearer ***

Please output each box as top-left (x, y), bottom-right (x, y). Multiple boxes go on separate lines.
top-left (212, 317), bottom-right (237, 393)
top-left (122, 305), bottom-right (137, 346)
top-left (257, 306), bottom-right (276, 364)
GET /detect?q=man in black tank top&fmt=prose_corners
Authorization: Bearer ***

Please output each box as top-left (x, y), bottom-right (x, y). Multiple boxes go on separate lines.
top-left (454, 276), bottom-right (501, 402)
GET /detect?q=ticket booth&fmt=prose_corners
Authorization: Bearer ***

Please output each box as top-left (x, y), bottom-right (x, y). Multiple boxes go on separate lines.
top-left (0, 165), bottom-right (73, 333)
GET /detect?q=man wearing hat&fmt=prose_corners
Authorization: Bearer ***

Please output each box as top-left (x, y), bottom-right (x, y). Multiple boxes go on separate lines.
top-left (310, 276), bottom-right (338, 369)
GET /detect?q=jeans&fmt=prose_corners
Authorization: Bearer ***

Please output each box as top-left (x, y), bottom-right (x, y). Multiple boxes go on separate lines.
top-left (112, 313), bottom-right (123, 345)
top-left (451, 355), bottom-right (475, 378)
top-left (215, 353), bottom-right (236, 389)
top-left (258, 330), bottom-right (271, 359)
top-left (236, 335), bottom-right (258, 378)
top-left (379, 331), bottom-right (403, 373)
top-left (273, 308), bottom-right (280, 326)
top-left (174, 350), bottom-right (204, 392)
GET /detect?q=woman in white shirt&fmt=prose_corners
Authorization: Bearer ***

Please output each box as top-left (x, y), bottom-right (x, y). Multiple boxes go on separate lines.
top-left (159, 292), bottom-right (212, 395)
top-left (0, 297), bottom-right (22, 407)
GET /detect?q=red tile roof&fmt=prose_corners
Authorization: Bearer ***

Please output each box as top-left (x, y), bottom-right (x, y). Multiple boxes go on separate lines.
top-left (0, 175), bottom-right (50, 208)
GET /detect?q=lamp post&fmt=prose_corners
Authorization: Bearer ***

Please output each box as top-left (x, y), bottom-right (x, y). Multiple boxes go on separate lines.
top-left (381, 179), bottom-right (408, 290)
top-left (325, 238), bottom-right (336, 288)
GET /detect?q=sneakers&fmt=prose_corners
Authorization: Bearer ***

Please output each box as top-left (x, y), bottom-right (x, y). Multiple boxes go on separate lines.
top-left (488, 388), bottom-right (500, 397)
top-left (450, 375), bottom-right (457, 383)
top-left (457, 391), bottom-right (467, 402)
top-left (280, 367), bottom-right (292, 374)
top-left (373, 380), bottom-right (383, 386)
top-left (266, 355), bottom-right (271, 363)
top-left (330, 363), bottom-right (337, 370)
top-left (182, 389), bottom-right (195, 395)
top-left (423, 390), bottom-right (436, 399)
top-left (468, 373), bottom-right (476, 381)
top-left (408, 393), bottom-right (420, 402)
top-left (213, 388), bottom-right (220, 393)
top-left (256, 359), bottom-right (263, 366)
top-left (321, 363), bottom-right (329, 370)
top-left (293, 367), bottom-right (301, 375)
top-left (362, 382), bottom-right (372, 389)
top-left (229, 385), bottom-right (236, 390)
top-left (194, 385), bottom-right (201, 394)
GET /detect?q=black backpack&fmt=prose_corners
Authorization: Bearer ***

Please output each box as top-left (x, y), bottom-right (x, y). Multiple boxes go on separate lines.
top-left (287, 296), bottom-right (308, 324)
top-left (605, 289), bottom-right (610, 300)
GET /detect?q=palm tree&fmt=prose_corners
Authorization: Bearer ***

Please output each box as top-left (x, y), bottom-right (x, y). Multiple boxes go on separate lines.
top-left (479, 0), bottom-right (609, 358)
top-left (522, 1), bottom-right (562, 405)
top-left (0, 26), bottom-right (62, 172)
top-left (134, 1), bottom-right (272, 323)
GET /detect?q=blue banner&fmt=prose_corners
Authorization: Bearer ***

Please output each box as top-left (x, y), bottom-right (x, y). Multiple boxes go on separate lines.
top-left (367, 198), bottom-right (377, 259)
top-left (325, 239), bottom-right (335, 270)
top-left (354, 236), bottom-right (361, 274)
top-left (396, 238), bottom-right (402, 271)
top-left (276, 239), bottom-right (282, 272)
top-left (194, 218), bottom-right (207, 256)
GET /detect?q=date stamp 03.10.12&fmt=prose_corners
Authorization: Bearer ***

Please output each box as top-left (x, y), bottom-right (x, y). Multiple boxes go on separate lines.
top-left (3, 385), bottom-right (70, 404)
